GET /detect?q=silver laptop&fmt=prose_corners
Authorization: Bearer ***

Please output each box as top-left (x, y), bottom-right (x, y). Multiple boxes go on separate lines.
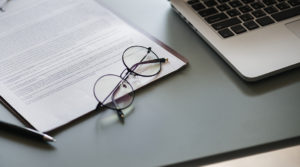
top-left (170, 0), bottom-right (300, 81)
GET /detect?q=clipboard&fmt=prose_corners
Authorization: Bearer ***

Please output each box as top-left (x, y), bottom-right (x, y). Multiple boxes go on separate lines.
top-left (0, 0), bottom-right (188, 132)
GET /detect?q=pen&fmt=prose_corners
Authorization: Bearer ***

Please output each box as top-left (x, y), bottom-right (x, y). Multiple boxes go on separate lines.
top-left (0, 120), bottom-right (56, 142)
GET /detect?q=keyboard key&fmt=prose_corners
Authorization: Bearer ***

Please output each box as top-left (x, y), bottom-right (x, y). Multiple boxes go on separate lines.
top-left (229, 0), bottom-right (243, 8)
top-left (276, 2), bottom-right (291, 10)
top-left (240, 13), bottom-right (254, 21)
top-left (231, 24), bottom-right (247, 34)
top-left (198, 7), bottom-right (218, 17)
top-left (243, 21), bottom-right (259, 30)
top-left (262, 0), bottom-right (276, 5)
top-left (256, 16), bottom-right (275, 26)
top-left (187, 0), bottom-right (199, 5)
top-left (239, 5), bottom-right (253, 13)
top-left (204, 0), bottom-right (218, 7)
top-left (192, 3), bottom-right (206, 11)
top-left (212, 17), bottom-right (242, 30)
top-left (251, 2), bottom-right (265, 9)
top-left (264, 6), bottom-right (278, 14)
top-left (217, 4), bottom-right (231, 11)
top-left (271, 6), bottom-right (300, 21)
top-left (217, 0), bottom-right (230, 3)
top-left (205, 13), bottom-right (228, 24)
top-left (227, 9), bottom-right (241, 17)
top-left (288, 0), bottom-right (300, 6)
top-left (242, 0), bottom-right (254, 3)
top-left (218, 28), bottom-right (234, 38)
top-left (252, 9), bottom-right (266, 18)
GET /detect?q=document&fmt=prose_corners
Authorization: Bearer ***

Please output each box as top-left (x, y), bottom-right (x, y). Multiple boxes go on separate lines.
top-left (0, 0), bottom-right (187, 132)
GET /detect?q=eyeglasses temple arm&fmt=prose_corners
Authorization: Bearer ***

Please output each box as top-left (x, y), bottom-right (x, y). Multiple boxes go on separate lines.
top-left (138, 58), bottom-right (168, 65)
top-left (128, 58), bottom-right (168, 72)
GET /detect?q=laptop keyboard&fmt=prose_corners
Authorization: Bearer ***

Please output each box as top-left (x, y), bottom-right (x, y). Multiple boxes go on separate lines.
top-left (187, 0), bottom-right (300, 38)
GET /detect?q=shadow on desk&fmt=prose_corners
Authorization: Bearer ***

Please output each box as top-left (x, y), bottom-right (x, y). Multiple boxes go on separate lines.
top-left (231, 68), bottom-right (300, 96)
top-left (164, 9), bottom-right (300, 97)
top-left (166, 136), bottom-right (300, 167)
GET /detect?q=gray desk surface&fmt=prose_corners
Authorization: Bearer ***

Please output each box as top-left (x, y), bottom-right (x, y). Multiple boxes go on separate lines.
top-left (1, 0), bottom-right (300, 166)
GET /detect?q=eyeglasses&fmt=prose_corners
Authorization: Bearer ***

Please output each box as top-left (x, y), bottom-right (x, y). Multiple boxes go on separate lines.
top-left (93, 45), bottom-right (168, 123)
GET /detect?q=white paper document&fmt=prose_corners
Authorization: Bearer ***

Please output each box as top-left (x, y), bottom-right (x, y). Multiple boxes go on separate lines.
top-left (0, 0), bottom-right (186, 132)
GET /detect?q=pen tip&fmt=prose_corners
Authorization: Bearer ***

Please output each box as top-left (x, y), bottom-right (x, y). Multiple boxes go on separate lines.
top-left (43, 134), bottom-right (56, 142)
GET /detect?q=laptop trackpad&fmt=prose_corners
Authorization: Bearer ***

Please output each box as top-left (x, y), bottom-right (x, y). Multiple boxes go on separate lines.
top-left (286, 19), bottom-right (300, 39)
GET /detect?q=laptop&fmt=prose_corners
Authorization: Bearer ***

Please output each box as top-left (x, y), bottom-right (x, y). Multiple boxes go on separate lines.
top-left (170, 0), bottom-right (300, 81)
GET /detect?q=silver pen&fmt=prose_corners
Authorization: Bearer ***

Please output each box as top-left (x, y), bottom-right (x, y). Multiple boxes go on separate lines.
top-left (0, 120), bottom-right (56, 142)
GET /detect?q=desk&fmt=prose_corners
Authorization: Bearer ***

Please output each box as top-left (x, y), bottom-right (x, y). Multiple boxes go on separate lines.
top-left (0, 0), bottom-right (300, 166)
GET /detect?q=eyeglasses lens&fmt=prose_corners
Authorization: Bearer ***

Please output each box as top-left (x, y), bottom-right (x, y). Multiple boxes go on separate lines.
top-left (122, 46), bottom-right (161, 76)
top-left (94, 74), bottom-right (134, 110)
